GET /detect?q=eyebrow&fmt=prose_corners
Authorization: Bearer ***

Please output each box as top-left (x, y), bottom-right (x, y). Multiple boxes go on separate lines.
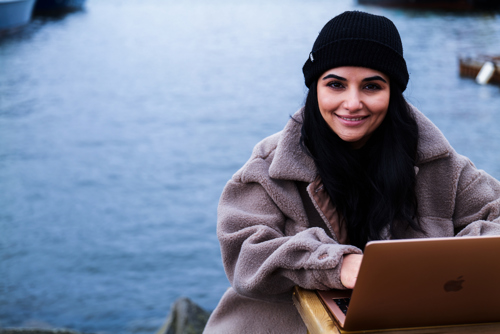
top-left (322, 74), bottom-right (346, 81)
top-left (322, 74), bottom-right (387, 83)
top-left (364, 75), bottom-right (387, 83)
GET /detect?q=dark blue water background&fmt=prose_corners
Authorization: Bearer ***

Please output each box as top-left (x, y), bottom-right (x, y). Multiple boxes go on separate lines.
top-left (1, 1), bottom-right (499, 333)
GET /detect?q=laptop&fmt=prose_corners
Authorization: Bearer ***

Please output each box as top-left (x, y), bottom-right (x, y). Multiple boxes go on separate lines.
top-left (317, 236), bottom-right (500, 331)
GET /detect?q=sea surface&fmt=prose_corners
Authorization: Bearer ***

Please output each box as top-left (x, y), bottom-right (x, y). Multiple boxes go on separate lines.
top-left (1, 1), bottom-right (499, 333)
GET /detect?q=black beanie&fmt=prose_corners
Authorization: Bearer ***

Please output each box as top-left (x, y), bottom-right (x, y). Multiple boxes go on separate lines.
top-left (302, 11), bottom-right (409, 91)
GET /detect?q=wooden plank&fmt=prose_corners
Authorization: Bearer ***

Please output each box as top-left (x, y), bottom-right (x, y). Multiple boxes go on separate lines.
top-left (293, 286), bottom-right (500, 334)
top-left (293, 286), bottom-right (341, 334)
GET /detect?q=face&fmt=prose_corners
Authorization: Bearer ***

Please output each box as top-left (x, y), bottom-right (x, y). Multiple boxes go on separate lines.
top-left (316, 66), bottom-right (390, 149)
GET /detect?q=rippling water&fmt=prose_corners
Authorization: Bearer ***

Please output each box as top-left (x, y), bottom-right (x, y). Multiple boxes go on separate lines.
top-left (1, 1), bottom-right (499, 333)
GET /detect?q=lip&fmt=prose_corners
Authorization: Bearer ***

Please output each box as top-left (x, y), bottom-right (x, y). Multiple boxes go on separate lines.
top-left (335, 114), bottom-right (369, 126)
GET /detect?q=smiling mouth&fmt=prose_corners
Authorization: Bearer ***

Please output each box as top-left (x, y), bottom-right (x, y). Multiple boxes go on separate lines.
top-left (336, 115), bottom-right (368, 121)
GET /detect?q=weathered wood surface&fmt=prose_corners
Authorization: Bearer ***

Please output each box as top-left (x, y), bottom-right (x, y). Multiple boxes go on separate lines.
top-left (293, 287), bottom-right (341, 334)
top-left (293, 286), bottom-right (500, 334)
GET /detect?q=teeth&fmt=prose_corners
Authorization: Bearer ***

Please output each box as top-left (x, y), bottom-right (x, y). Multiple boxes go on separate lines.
top-left (340, 116), bottom-right (364, 121)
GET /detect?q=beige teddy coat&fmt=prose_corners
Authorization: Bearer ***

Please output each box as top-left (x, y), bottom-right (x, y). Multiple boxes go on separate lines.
top-left (203, 107), bottom-right (500, 334)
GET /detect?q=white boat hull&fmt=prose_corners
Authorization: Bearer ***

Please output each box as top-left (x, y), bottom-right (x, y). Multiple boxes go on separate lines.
top-left (0, 0), bottom-right (36, 31)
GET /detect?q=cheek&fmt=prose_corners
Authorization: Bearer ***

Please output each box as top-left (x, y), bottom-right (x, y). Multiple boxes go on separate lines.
top-left (318, 92), bottom-right (341, 114)
top-left (370, 95), bottom-right (390, 115)
top-left (317, 89), bottom-right (327, 112)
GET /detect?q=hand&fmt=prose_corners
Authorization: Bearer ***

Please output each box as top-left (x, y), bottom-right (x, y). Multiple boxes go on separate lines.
top-left (340, 254), bottom-right (363, 289)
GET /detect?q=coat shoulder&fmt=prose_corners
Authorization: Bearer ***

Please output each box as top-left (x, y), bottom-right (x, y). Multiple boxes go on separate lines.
top-left (232, 131), bottom-right (282, 183)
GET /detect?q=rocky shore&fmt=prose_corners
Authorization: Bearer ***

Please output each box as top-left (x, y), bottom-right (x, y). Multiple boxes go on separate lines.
top-left (156, 297), bottom-right (211, 334)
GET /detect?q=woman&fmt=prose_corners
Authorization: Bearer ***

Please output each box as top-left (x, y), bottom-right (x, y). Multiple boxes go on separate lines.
top-left (204, 11), bottom-right (500, 334)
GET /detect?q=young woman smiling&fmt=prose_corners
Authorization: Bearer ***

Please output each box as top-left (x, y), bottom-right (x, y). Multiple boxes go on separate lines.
top-left (204, 11), bottom-right (500, 334)
top-left (316, 67), bottom-right (391, 149)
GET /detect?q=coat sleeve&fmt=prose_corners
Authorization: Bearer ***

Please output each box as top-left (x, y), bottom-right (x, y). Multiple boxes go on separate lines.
top-left (217, 178), bottom-right (362, 303)
top-left (452, 156), bottom-right (500, 236)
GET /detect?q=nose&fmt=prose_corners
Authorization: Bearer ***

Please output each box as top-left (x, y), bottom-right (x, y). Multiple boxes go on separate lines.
top-left (343, 89), bottom-right (363, 112)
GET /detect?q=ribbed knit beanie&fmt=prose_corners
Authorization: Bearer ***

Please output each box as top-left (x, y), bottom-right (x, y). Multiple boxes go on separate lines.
top-left (302, 11), bottom-right (409, 91)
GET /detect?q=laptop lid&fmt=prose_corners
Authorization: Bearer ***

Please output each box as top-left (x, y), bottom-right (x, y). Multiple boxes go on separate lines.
top-left (317, 236), bottom-right (500, 331)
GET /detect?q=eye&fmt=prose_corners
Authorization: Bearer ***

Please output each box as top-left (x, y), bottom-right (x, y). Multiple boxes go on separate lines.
top-left (326, 81), bottom-right (345, 89)
top-left (364, 83), bottom-right (382, 91)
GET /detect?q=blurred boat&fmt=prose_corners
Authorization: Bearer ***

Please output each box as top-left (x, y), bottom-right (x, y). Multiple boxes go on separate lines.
top-left (358, 0), bottom-right (500, 10)
top-left (0, 0), bottom-right (35, 31)
top-left (33, 0), bottom-right (85, 13)
top-left (459, 55), bottom-right (500, 85)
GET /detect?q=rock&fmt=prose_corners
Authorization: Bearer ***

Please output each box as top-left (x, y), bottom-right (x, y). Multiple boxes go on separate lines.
top-left (156, 297), bottom-right (211, 334)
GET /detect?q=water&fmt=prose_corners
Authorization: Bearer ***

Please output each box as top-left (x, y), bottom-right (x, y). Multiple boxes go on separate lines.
top-left (1, 1), bottom-right (499, 333)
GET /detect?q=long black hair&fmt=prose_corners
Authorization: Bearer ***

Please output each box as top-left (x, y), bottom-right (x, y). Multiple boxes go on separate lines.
top-left (300, 80), bottom-right (422, 249)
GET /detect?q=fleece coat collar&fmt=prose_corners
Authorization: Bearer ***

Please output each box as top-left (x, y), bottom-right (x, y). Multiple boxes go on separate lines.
top-left (268, 106), bottom-right (451, 182)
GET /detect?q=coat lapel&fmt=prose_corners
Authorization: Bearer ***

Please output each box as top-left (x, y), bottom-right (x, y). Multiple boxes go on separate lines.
top-left (268, 109), bottom-right (317, 183)
top-left (411, 106), bottom-right (451, 164)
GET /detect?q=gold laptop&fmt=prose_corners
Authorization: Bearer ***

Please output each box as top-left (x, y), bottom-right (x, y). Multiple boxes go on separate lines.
top-left (317, 236), bottom-right (500, 331)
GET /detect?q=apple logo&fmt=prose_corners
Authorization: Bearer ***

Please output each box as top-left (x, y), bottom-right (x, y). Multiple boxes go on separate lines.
top-left (443, 276), bottom-right (465, 292)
